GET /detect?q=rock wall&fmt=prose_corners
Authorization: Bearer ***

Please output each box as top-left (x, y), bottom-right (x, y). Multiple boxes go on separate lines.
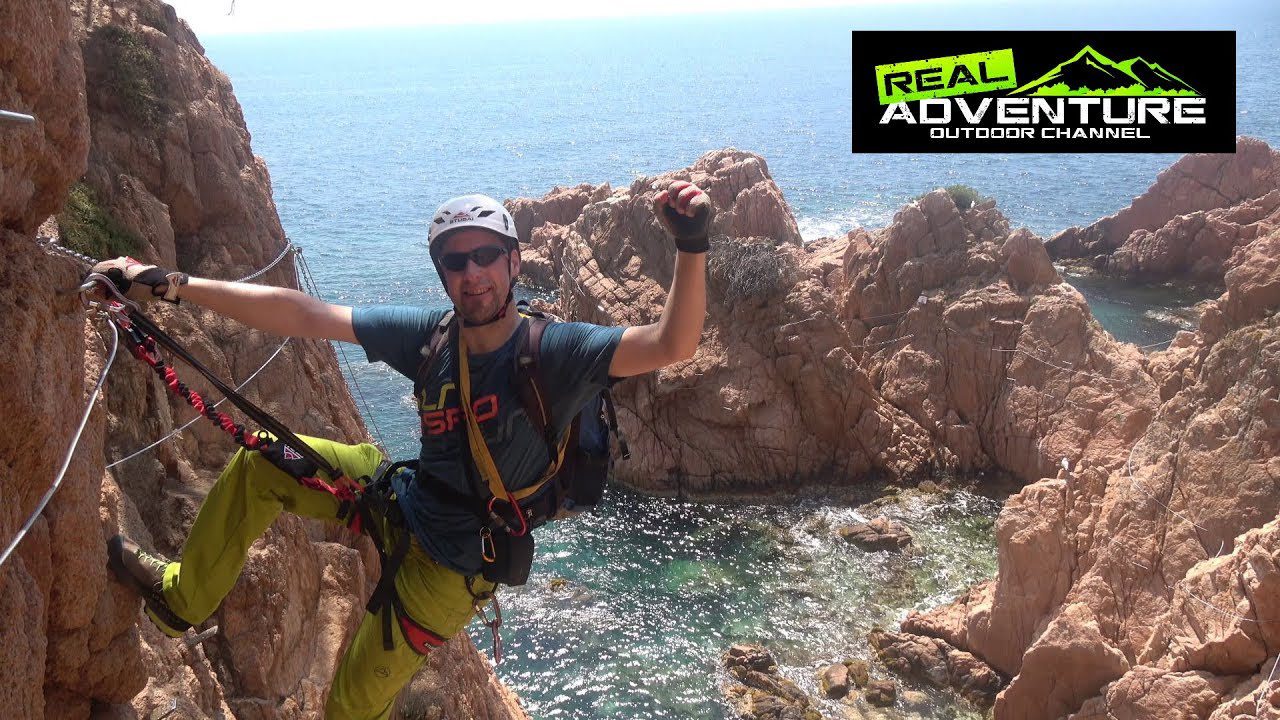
top-left (515, 141), bottom-right (1280, 719)
top-left (904, 145), bottom-right (1280, 719)
top-left (1, 1), bottom-right (526, 718)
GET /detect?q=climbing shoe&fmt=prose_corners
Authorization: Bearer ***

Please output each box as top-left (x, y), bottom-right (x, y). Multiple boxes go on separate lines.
top-left (107, 535), bottom-right (191, 638)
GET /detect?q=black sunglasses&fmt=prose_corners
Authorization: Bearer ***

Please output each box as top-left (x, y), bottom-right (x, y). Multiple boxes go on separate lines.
top-left (439, 245), bottom-right (509, 273)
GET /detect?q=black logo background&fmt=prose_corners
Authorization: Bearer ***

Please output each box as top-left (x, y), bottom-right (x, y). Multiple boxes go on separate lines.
top-left (852, 31), bottom-right (1236, 153)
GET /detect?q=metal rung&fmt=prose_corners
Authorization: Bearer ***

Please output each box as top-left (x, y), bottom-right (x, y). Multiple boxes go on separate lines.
top-left (0, 109), bottom-right (36, 124)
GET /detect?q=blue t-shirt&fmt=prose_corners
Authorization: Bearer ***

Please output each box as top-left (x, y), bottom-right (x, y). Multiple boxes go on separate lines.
top-left (352, 306), bottom-right (624, 575)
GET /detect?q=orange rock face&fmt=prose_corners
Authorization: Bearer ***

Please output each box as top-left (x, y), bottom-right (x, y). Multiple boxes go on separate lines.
top-left (2, 1), bottom-right (527, 718)
top-left (1048, 137), bottom-right (1280, 281)
top-left (518, 151), bottom-right (1153, 499)
top-left (0, 0), bottom-right (88, 234)
top-left (907, 142), bottom-right (1280, 719)
top-left (515, 140), bottom-right (1280, 719)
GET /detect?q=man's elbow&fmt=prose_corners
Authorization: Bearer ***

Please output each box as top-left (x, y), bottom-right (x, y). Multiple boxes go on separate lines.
top-left (665, 336), bottom-right (700, 366)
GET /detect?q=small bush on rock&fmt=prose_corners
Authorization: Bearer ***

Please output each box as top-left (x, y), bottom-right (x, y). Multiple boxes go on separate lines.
top-left (708, 238), bottom-right (796, 304)
top-left (92, 25), bottom-right (169, 130)
top-left (914, 184), bottom-right (989, 210)
top-left (944, 184), bottom-right (988, 210)
top-left (57, 183), bottom-right (140, 259)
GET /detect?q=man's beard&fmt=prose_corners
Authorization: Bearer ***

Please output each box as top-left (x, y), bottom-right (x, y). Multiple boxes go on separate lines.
top-left (457, 287), bottom-right (509, 325)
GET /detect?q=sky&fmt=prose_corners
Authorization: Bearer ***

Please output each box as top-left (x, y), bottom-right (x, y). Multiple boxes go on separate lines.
top-left (163, 0), bottom-right (946, 35)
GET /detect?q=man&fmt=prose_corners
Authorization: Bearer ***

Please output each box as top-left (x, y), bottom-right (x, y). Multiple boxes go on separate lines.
top-left (95, 180), bottom-right (711, 719)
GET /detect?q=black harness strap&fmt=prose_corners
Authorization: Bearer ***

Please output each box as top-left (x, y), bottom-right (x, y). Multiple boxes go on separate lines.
top-left (416, 310), bottom-right (455, 383)
top-left (601, 392), bottom-right (630, 460)
top-left (353, 460), bottom-right (421, 652)
top-left (516, 317), bottom-right (560, 464)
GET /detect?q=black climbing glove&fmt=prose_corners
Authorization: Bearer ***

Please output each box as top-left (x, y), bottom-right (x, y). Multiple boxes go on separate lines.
top-left (90, 257), bottom-right (188, 304)
top-left (654, 181), bottom-right (714, 254)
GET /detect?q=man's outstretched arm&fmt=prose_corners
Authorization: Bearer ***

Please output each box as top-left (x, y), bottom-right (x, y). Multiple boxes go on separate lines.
top-left (608, 180), bottom-right (710, 378)
top-left (89, 259), bottom-right (358, 344)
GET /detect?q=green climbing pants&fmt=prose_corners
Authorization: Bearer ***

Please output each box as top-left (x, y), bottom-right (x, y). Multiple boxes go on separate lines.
top-left (158, 435), bottom-right (490, 720)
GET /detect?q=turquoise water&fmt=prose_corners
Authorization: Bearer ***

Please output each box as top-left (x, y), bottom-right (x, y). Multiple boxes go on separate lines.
top-left (192, 4), bottom-right (1279, 717)
top-left (1063, 271), bottom-right (1215, 350)
top-left (485, 487), bottom-right (1000, 720)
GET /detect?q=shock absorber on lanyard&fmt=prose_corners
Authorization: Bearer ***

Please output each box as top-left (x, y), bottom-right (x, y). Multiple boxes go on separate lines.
top-left (85, 275), bottom-right (361, 504)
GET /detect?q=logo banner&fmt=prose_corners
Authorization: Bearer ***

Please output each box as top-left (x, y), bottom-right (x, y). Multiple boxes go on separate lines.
top-left (852, 31), bottom-right (1235, 153)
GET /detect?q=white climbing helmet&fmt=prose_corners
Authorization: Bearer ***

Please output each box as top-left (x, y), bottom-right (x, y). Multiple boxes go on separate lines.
top-left (427, 194), bottom-right (518, 259)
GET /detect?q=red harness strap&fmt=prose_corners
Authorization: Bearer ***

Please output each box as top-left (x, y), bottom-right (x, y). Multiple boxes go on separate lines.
top-left (111, 309), bottom-right (358, 504)
top-left (398, 613), bottom-right (448, 655)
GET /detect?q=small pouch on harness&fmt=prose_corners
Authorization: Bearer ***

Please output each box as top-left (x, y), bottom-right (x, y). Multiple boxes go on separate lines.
top-left (482, 529), bottom-right (535, 586)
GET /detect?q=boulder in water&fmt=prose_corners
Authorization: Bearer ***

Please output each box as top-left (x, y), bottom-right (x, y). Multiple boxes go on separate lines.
top-left (837, 517), bottom-right (914, 552)
top-left (845, 658), bottom-right (871, 688)
top-left (723, 644), bottom-right (821, 720)
top-left (863, 678), bottom-right (897, 707)
top-left (818, 662), bottom-right (850, 698)
top-left (868, 629), bottom-right (1004, 708)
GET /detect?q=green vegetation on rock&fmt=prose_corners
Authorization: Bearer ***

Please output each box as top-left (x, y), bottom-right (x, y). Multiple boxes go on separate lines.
top-left (944, 184), bottom-right (987, 210)
top-left (914, 184), bottom-right (988, 211)
top-left (93, 25), bottom-right (169, 130)
top-left (57, 183), bottom-right (140, 259)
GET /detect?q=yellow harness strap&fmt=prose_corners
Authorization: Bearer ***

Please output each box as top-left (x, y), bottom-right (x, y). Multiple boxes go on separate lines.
top-left (457, 325), bottom-right (569, 504)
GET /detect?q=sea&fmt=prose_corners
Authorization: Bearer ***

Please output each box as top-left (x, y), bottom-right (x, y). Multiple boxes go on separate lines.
top-left (198, 3), bottom-right (1280, 717)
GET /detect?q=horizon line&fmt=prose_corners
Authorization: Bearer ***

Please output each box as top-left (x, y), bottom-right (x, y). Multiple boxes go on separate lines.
top-left (170, 0), bottom-right (969, 38)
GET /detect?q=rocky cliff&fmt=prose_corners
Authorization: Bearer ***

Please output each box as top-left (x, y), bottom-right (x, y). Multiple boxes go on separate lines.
top-left (1, 1), bottom-right (525, 718)
top-left (518, 150), bottom-right (1153, 500)
top-left (901, 138), bottom-right (1280, 720)
top-left (1047, 137), bottom-right (1280, 283)
top-left (515, 139), bottom-right (1280, 719)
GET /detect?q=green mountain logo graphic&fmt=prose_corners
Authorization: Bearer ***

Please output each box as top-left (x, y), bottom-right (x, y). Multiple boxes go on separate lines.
top-left (1012, 45), bottom-right (1199, 96)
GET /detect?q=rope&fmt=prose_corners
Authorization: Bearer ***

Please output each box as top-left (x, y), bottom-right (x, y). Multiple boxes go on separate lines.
top-left (234, 242), bottom-right (297, 283)
top-left (295, 250), bottom-right (388, 454)
top-left (106, 338), bottom-right (291, 468)
top-left (1258, 654), bottom-right (1280, 716)
top-left (35, 235), bottom-right (297, 284)
top-left (0, 317), bottom-right (119, 569)
top-left (860, 308), bottom-right (912, 323)
top-left (38, 236), bottom-right (100, 267)
top-left (942, 322), bottom-right (1151, 391)
top-left (0, 109), bottom-right (36, 124)
top-left (852, 333), bottom-right (914, 350)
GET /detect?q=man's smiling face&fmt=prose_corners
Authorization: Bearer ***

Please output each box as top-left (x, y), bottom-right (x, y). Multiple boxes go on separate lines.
top-left (438, 228), bottom-right (520, 324)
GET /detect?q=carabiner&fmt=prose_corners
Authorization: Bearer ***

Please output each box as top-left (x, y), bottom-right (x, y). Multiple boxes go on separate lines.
top-left (472, 592), bottom-right (503, 664)
top-left (79, 272), bottom-right (141, 312)
top-left (480, 527), bottom-right (496, 562)
top-left (487, 492), bottom-right (530, 537)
